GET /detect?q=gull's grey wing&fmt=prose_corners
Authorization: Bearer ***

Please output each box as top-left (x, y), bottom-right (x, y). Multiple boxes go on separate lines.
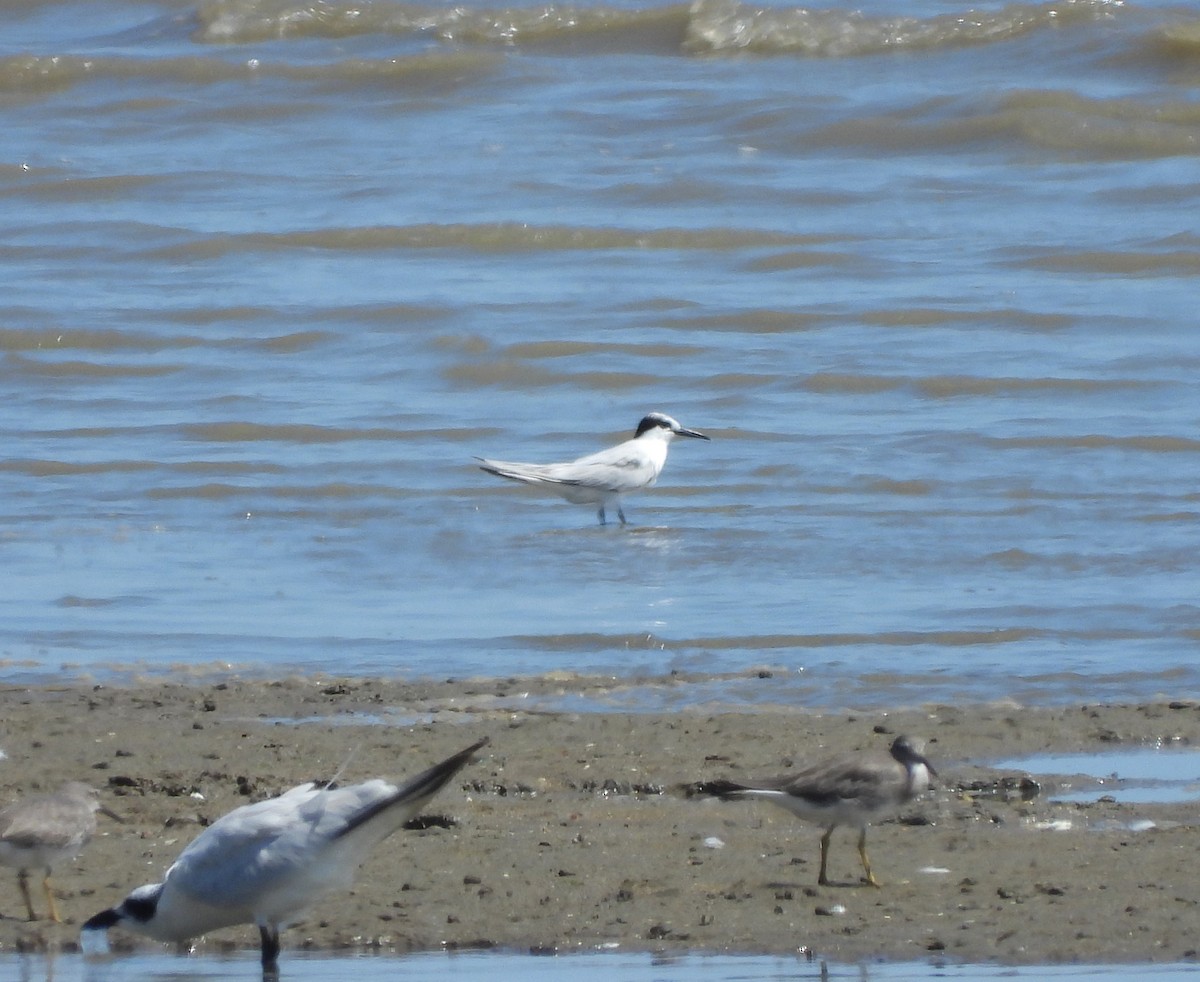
top-left (164, 783), bottom-right (333, 908)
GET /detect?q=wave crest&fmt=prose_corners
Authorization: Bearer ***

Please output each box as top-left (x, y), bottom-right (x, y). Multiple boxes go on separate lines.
top-left (193, 0), bottom-right (1123, 56)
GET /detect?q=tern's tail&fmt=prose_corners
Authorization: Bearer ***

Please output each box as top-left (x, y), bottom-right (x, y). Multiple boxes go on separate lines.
top-left (475, 457), bottom-right (561, 486)
top-left (336, 737), bottom-right (489, 841)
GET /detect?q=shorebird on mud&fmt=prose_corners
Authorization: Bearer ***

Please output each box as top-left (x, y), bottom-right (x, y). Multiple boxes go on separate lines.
top-left (0, 781), bottom-right (120, 923)
top-left (693, 735), bottom-right (936, 887)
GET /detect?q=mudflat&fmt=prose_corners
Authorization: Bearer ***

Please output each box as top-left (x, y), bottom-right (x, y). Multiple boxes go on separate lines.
top-left (1, 675), bottom-right (1198, 964)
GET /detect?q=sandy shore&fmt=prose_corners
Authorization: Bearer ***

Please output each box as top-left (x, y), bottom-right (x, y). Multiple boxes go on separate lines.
top-left (1, 675), bottom-right (1198, 964)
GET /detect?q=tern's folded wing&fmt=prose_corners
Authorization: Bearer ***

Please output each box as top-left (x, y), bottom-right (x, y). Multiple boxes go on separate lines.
top-left (478, 457), bottom-right (653, 491)
top-left (556, 448), bottom-right (658, 490)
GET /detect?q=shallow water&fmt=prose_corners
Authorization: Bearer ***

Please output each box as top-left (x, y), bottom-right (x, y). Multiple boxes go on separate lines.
top-left (993, 746), bottom-right (1200, 803)
top-left (5, 951), bottom-right (1199, 982)
top-left (2, 0), bottom-right (1199, 707)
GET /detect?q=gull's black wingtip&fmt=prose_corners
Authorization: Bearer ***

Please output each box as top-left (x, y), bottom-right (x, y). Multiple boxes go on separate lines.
top-left (461, 735), bottom-right (490, 758)
top-left (338, 735), bottom-right (492, 839)
top-left (409, 736), bottom-right (490, 792)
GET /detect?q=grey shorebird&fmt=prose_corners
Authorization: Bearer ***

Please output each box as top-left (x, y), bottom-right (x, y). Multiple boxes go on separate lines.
top-left (696, 735), bottom-right (936, 887)
top-left (83, 737), bottom-right (488, 975)
top-left (476, 411), bottom-right (710, 525)
top-left (0, 781), bottom-right (120, 922)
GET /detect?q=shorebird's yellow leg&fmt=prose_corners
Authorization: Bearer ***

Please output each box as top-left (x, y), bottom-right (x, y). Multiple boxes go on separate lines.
top-left (817, 827), bottom-right (834, 885)
top-left (858, 827), bottom-right (881, 888)
top-left (17, 869), bottom-right (38, 921)
top-left (43, 872), bottom-right (62, 923)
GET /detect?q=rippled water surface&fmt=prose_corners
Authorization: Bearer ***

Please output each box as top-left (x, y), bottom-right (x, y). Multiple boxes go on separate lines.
top-left (3, 951), bottom-right (1198, 982)
top-left (2, 0), bottom-right (1198, 706)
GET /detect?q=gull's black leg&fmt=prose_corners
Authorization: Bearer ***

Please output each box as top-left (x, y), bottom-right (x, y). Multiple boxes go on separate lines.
top-left (260, 924), bottom-right (281, 975)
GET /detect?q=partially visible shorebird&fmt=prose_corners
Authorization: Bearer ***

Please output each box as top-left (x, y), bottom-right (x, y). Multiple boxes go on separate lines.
top-left (82, 737), bottom-right (488, 975)
top-left (476, 412), bottom-right (710, 525)
top-left (694, 735), bottom-right (936, 887)
top-left (0, 781), bottom-right (121, 923)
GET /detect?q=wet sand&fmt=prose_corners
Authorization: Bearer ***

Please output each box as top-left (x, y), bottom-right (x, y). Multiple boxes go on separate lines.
top-left (1, 675), bottom-right (1198, 964)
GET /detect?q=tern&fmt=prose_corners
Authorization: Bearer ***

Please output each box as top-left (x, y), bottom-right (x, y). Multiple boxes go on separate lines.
top-left (694, 735), bottom-right (936, 887)
top-left (0, 781), bottom-right (120, 923)
top-left (83, 737), bottom-right (488, 974)
top-left (477, 411), bottom-right (710, 525)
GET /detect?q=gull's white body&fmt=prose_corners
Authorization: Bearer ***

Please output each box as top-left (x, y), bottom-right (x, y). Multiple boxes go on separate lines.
top-left (85, 738), bottom-right (487, 972)
top-left (131, 778), bottom-right (406, 942)
top-left (477, 412), bottom-right (709, 524)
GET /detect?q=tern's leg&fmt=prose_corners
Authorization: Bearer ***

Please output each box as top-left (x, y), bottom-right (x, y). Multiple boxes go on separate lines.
top-left (42, 871), bottom-right (62, 923)
top-left (617, 506), bottom-right (627, 525)
top-left (597, 507), bottom-right (606, 525)
top-left (817, 826), bottom-right (834, 886)
top-left (17, 869), bottom-right (38, 921)
top-left (259, 925), bottom-right (281, 975)
top-left (857, 826), bottom-right (881, 888)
